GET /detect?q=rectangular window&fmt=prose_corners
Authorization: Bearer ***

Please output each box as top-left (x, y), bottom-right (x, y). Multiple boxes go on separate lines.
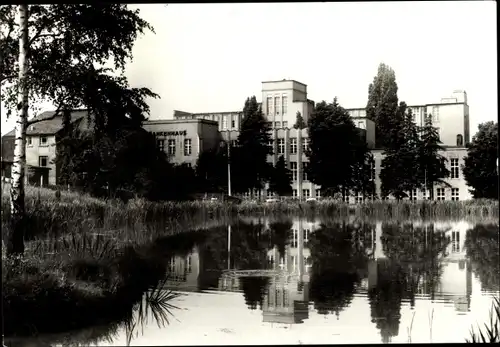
top-left (186, 255), bottom-right (192, 273)
top-left (291, 162), bottom-right (298, 181)
top-left (282, 121), bottom-right (288, 128)
top-left (292, 189), bottom-right (298, 198)
top-left (451, 188), bottom-right (459, 201)
top-left (409, 189), bottom-right (417, 201)
top-left (302, 138), bottom-right (309, 153)
top-left (303, 189), bottom-right (310, 199)
top-left (274, 96), bottom-right (280, 115)
top-left (222, 116), bottom-right (227, 129)
top-left (432, 106), bottom-right (439, 122)
top-left (282, 95), bottom-right (288, 115)
top-left (302, 162), bottom-right (308, 181)
top-left (185, 162), bottom-right (192, 168)
top-left (342, 190), bottom-right (349, 203)
top-left (278, 138), bottom-right (285, 155)
top-left (421, 189), bottom-right (428, 200)
top-left (231, 116), bottom-right (236, 129)
top-left (290, 138), bottom-right (297, 154)
top-left (40, 136), bottom-right (48, 146)
top-left (27, 136), bottom-right (32, 146)
top-left (437, 188), bottom-right (445, 201)
top-left (267, 96), bottom-right (273, 116)
top-left (231, 140), bottom-right (238, 148)
top-left (450, 158), bottom-right (459, 179)
top-left (168, 139), bottom-right (176, 156)
top-left (267, 190), bottom-right (274, 198)
top-left (355, 192), bottom-right (364, 204)
top-left (184, 139), bottom-right (192, 156)
top-left (39, 156), bottom-right (48, 167)
top-left (157, 139), bottom-right (165, 152)
top-left (315, 189), bottom-right (321, 198)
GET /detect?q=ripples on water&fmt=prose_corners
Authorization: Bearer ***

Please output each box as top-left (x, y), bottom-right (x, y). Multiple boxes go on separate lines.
top-left (5, 217), bottom-right (499, 346)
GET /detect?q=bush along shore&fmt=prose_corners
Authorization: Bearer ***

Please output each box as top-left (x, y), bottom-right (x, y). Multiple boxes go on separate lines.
top-left (1, 185), bottom-right (215, 337)
top-left (2, 228), bottom-right (207, 337)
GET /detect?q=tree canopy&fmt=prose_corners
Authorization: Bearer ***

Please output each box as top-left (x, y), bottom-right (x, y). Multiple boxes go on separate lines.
top-left (268, 155), bottom-right (292, 196)
top-left (232, 96), bottom-right (273, 195)
top-left (462, 121), bottom-right (498, 199)
top-left (307, 98), bottom-right (371, 197)
top-left (366, 63), bottom-right (400, 149)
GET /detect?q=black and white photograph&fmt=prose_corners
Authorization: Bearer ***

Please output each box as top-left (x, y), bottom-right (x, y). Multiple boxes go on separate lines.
top-left (1, 1), bottom-right (498, 346)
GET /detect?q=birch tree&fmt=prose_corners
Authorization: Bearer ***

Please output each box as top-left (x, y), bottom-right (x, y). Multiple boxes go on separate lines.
top-left (1, 4), bottom-right (156, 255)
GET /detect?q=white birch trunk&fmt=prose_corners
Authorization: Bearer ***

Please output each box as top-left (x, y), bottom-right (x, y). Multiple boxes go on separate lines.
top-left (7, 4), bottom-right (29, 255)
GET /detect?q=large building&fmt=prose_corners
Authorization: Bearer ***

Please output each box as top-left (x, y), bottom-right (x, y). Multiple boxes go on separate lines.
top-left (168, 79), bottom-right (473, 201)
top-left (0, 79), bottom-right (475, 200)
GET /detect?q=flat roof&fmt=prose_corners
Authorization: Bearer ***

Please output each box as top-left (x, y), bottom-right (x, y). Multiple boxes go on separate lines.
top-left (144, 118), bottom-right (219, 126)
top-left (262, 79), bottom-right (307, 87)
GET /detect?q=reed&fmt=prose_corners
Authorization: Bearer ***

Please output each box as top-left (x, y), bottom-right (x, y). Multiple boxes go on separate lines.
top-left (466, 296), bottom-right (500, 343)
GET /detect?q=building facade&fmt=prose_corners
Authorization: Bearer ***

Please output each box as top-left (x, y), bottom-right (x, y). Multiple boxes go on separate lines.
top-left (1, 80), bottom-right (475, 201)
top-left (143, 118), bottom-right (220, 168)
top-left (1, 110), bottom-right (90, 186)
top-left (168, 80), bottom-right (472, 201)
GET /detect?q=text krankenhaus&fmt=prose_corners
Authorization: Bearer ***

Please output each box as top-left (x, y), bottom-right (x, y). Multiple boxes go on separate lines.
top-left (153, 130), bottom-right (187, 136)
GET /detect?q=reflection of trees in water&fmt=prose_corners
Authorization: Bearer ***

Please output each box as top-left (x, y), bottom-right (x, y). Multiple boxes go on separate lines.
top-left (268, 218), bottom-right (293, 259)
top-left (465, 223), bottom-right (500, 293)
top-left (240, 276), bottom-right (270, 310)
top-left (369, 222), bottom-right (450, 343)
top-left (381, 223), bottom-right (450, 304)
top-left (230, 220), bottom-right (270, 270)
top-left (308, 222), bottom-right (371, 317)
top-left (367, 259), bottom-right (404, 344)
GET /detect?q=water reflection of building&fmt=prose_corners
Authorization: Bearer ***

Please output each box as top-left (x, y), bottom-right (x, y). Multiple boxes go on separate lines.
top-left (364, 222), bottom-right (473, 313)
top-left (262, 219), bottom-right (315, 324)
top-left (434, 222), bottom-right (473, 312)
top-left (165, 246), bottom-right (202, 291)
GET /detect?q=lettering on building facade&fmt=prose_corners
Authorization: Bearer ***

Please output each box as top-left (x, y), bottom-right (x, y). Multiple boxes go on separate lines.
top-left (152, 130), bottom-right (187, 137)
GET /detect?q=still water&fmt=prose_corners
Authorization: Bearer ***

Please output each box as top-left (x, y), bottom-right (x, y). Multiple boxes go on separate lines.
top-left (6, 217), bottom-right (500, 345)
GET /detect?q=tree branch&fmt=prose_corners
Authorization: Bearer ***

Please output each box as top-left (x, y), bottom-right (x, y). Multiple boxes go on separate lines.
top-left (27, 103), bottom-right (64, 126)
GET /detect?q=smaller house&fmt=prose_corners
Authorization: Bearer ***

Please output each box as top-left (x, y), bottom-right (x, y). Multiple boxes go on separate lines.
top-left (1, 109), bottom-right (90, 186)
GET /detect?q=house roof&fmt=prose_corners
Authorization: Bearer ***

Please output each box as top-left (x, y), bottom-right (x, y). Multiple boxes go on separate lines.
top-left (2, 109), bottom-right (88, 137)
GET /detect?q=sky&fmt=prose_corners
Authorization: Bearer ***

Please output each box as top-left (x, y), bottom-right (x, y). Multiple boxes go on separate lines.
top-left (1, 1), bottom-right (497, 136)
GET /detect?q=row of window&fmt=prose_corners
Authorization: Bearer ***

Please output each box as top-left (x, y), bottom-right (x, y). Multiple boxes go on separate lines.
top-left (221, 116), bottom-right (237, 130)
top-left (272, 138), bottom-right (309, 155)
top-left (157, 138), bottom-right (192, 156)
top-left (407, 188), bottom-right (460, 201)
top-left (27, 136), bottom-right (49, 146)
top-left (266, 95), bottom-right (288, 116)
top-left (266, 121), bottom-right (289, 128)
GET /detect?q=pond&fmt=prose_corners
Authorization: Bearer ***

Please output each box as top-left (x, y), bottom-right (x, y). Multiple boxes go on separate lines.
top-left (5, 216), bottom-right (499, 346)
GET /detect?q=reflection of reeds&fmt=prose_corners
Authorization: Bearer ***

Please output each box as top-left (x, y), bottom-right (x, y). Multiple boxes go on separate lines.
top-left (407, 310), bottom-right (416, 343)
top-left (125, 277), bottom-right (182, 346)
top-left (466, 297), bottom-right (500, 343)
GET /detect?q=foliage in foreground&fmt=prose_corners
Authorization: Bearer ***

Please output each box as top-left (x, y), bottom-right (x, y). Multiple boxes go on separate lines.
top-left (466, 297), bottom-right (500, 343)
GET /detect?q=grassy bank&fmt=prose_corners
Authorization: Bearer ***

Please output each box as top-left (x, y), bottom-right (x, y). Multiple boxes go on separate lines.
top-left (2, 227), bottom-right (209, 337)
top-left (1, 184), bottom-right (225, 337)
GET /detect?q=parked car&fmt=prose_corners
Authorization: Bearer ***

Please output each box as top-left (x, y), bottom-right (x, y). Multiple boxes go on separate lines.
top-left (306, 197), bottom-right (317, 202)
top-left (265, 198), bottom-right (279, 203)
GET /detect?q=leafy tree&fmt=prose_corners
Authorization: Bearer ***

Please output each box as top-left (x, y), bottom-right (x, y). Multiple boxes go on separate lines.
top-left (240, 276), bottom-right (270, 310)
top-left (293, 111), bottom-right (307, 129)
top-left (1, 4), bottom-right (155, 255)
top-left (307, 98), bottom-right (369, 197)
top-left (268, 155), bottom-right (292, 196)
top-left (233, 96), bottom-right (273, 196)
top-left (195, 145), bottom-right (228, 195)
top-left (462, 121), bottom-right (498, 199)
top-left (380, 105), bottom-right (422, 200)
top-left (417, 115), bottom-right (450, 200)
top-left (366, 63), bottom-right (400, 149)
